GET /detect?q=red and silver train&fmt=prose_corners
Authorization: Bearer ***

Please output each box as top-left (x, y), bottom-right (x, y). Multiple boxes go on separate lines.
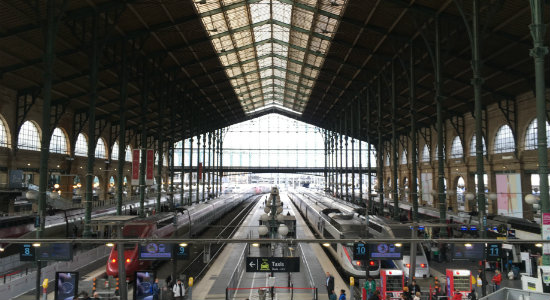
top-left (106, 194), bottom-right (251, 279)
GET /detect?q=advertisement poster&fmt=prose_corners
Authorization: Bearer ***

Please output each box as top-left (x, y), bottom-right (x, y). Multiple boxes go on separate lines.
top-left (421, 173), bottom-right (433, 205)
top-left (139, 243), bottom-right (172, 260)
top-left (55, 272), bottom-right (78, 300)
top-left (495, 174), bottom-right (522, 218)
top-left (132, 149), bottom-right (140, 185)
top-left (146, 149), bottom-right (154, 185)
top-left (134, 271), bottom-right (155, 300)
top-left (198, 162), bottom-right (203, 181)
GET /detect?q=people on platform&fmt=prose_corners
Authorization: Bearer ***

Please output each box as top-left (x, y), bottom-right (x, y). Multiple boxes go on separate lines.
top-left (408, 279), bottom-right (421, 295)
top-left (368, 290), bottom-right (381, 300)
top-left (338, 289), bottom-right (346, 300)
top-left (326, 272), bottom-right (335, 297)
top-left (329, 289), bottom-right (337, 300)
top-left (172, 278), bottom-right (186, 300)
top-left (152, 278), bottom-right (161, 300)
top-left (364, 276), bottom-right (377, 299)
top-left (492, 270), bottom-right (502, 291)
top-left (413, 291), bottom-right (421, 300)
top-left (476, 268), bottom-right (487, 297)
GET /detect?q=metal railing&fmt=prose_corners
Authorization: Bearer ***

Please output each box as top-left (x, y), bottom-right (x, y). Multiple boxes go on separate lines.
top-left (225, 244), bottom-right (248, 300)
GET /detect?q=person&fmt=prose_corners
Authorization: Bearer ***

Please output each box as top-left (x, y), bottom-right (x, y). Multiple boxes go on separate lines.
top-left (329, 289), bottom-right (337, 300)
top-left (409, 279), bottom-right (421, 295)
top-left (413, 292), bottom-right (421, 300)
top-left (432, 283), bottom-right (443, 298)
top-left (339, 289), bottom-right (346, 300)
top-left (402, 286), bottom-right (412, 300)
top-left (476, 268), bottom-right (487, 297)
top-left (368, 290), bottom-right (381, 300)
top-left (152, 278), bottom-right (161, 300)
top-left (364, 276), bottom-right (377, 299)
top-left (172, 278), bottom-right (185, 300)
top-left (326, 272), bottom-right (335, 297)
top-left (492, 270), bottom-right (502, 291)
top-left (452, 290), bottom-right (463, 300)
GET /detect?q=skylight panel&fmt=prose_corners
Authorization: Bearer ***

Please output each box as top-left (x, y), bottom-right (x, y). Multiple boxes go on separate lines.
top-left (193, 0), bottom-right (349, 114)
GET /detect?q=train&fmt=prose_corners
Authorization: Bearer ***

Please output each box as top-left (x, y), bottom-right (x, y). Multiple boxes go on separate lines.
top-left (290, 192), bottom-right (381, 278)
top-left (106, 194), bottom-right (251, 279)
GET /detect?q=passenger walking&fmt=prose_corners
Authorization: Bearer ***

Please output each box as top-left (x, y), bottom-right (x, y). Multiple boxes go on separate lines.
top-left (338, 289), bottom-right (346, 300)
top-left (152, 278), bottom-right (160, 300)
top-left (172, 278), bottom-right (185, 300)
top-left (491, 270), bottom-right (502, 291)
top-left (326, 272), bottom-right (335, 297)
top-left (364, 276), bottom-right (377, 299)
top-left (329, 290), bottom-right (337, 300)
top-left (413, 292), bottom-right (421, 300)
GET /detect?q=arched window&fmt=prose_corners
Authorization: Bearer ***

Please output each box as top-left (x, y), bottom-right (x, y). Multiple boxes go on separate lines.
top-left (434, 144), bottom-right (446, 161)
top-left (125, 145), bottom-right (132, 161)
top-left (385, 154), bottom-right (390, 166)
top-left (111, 141), bottom-right (119, 161)
top-left (400, 150), bottom-right (407, 165)
top-left (75, 133), bottom-right (88, 156)
top-left (469, 134), bottom-right (487, 156)
top-left (17, 121), bottom-right (40, 151)
top-left (50, 128), bottom-right (68, 154)
top-left (525, 119), bottom-right (550, 150)
top-left (95, 138), bottom-right (107, 159)
top-left (0, 116), bottom-right (8, 147)
top-left (494, 125), bottom-right (515, 154)
top-left (450, 136), bottom-right (463, 158)
top-left (421, 145), bottom-right (430, 162)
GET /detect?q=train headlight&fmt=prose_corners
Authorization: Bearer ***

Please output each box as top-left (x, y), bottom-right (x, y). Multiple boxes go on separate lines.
top-left (405, 264), bottom-right (411, 268)
top-left (420, 264), bottom-right (426, 268)
top-left (126, 258), bottom-right (131, 263)
top-left (369, 261), bottom-right (375, 266)
top-left (356, 261), bottom-right (361, 266)
top-left (111, 259), bottom-right (116, 263)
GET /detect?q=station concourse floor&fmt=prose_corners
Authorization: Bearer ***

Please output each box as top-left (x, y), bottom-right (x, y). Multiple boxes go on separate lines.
top-left (193, 192), bottom-right (347, 300)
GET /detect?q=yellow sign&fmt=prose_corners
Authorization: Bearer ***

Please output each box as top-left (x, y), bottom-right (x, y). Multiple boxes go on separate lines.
top-left (260, 259), bottom-right (270, 271)
top-left (188, 277), bottom-right (194, 287)
top-left (42, 278), bottom-right (49, 289)
top-left (497, 237), bottom-right (507, 240)
top-left (350, 277), bottom-right (354, 286)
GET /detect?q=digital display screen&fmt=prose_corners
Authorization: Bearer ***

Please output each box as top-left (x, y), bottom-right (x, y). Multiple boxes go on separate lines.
top-left (139, 243), bottom-right (172, 260)
top-left (452, 243), bottom-right (484, 260)
top-left (20, 244), bottom-right (35, 261)
top-left (55, 272), bottom-right (78, 300)
top-left (36, 244), bottom-right (73, 261)
top-left (134, 271), bottom-right (155, 300)
top-left (353, 243), bottom-right (368, 260)
top-left (175, 244), bottom-right (190, 260)
top-left (486, 243), bottom-right (502, 261)
top-left (369, 243), bottom-right (402, 259)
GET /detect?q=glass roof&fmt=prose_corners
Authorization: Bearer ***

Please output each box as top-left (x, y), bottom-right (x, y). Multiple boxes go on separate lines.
top-left (193, 0), bottom-right (349, 114)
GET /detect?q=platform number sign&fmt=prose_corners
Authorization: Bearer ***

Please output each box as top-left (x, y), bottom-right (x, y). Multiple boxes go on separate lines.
top-left (20, 244), bottom-right (35, 261)
top-left (353, 242), bottom-right (368, 260)
top-left (485, 243), bottom-right (502, 261)
top-left (175, 244), bottom-right (190, 260)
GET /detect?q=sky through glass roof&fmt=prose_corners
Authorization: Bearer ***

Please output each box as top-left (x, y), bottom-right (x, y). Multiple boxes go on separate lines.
top-left (193, 0), bottom-right (348, 114)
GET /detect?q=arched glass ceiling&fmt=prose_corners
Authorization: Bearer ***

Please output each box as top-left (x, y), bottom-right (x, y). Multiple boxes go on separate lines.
top-left (193, 0), bottom-right (348, 114)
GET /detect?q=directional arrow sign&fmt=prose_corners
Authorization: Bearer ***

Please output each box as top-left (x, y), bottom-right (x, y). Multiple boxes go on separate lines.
top-left (245, 257), bottom-right (300, 273)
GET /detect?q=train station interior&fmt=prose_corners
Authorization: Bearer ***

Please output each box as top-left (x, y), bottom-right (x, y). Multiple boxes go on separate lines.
top-left (0, 0), bottom-right (549, 299)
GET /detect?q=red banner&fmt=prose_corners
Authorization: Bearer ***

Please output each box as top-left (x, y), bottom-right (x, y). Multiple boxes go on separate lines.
top-left (131, 149), bottom-right (140, 185)
top-left (198, 162), bottom-right (202, 180)
top-left (146, 149), bottom-right (154, 185)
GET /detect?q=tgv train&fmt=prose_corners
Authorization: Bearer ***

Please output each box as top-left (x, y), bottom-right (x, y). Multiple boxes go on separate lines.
top-left (106, 194), bottom-right (251, 279)
top-left (291, 193), bottom-right (381, 278)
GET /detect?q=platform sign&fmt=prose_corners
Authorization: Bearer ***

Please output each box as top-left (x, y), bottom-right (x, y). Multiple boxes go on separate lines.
top-left (353, 243), bottom-right (369, 260)
top-left (369, 243), bottom-right (402, 259)
top-left (174, 244), bottom-right (190, 260)
top-left (134, 271), bottom-right (155, 300)
top-left (452, 243), bottom-right (484, 260)
top-left (485, 243), bottom-right (502, 261)
top-left (20, 244), bottom-right (35, 261)
top-left (246, 257), bottom-right (300, 273)
top-left (36, 243), bottom-right (73, 261)
top-left (55, 272), bottom-right (78, 300)
top-left (139, 243), bottom-right (172, 260)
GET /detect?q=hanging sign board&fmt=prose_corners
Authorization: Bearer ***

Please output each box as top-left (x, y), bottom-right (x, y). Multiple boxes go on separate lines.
top-left (543, 213), bottom-right (550, 255)
top-left (145, 149), bottom-right (154, 185)
top-left (132, 149), bottom-right (140, 185)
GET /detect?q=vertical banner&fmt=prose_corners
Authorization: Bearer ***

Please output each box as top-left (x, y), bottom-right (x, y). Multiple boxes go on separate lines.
top-left (132, 149), bottom-right (140, 185)
top-left (146, 149), bottom-right (154, 185)
top-left (543, 213), bottom-right (550, 255)
top-left (495, 173), bottom-right (523, 217)
top-left (198, 162), bottom-right (203, 180)
top-left (421, 173), bottom-right (433, 205)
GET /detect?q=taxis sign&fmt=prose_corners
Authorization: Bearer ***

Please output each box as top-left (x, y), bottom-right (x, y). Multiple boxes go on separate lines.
top-left (245, 257), bottom-right (300, 272)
